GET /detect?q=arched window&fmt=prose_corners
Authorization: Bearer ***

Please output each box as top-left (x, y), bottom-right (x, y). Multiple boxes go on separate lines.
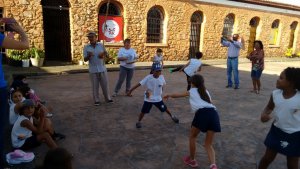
top-left (269, 19), bottom-right (280, 45)
top-left (189, 11), bottom-right (203, 58)
top-left (99, 2), bottom-right (121, 16)
top-left (289, 21), bottom-right (298, 48)
top-left (147, 7), bottom-right (164, 43)
top-left (222, 14), bottom-right (234, 37)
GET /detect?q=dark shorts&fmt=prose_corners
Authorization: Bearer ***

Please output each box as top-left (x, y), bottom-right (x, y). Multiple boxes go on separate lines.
top-left (141, 101), bottom-right (167, 114)
top-left (251, 69), bottom-right (263, 79)
top-left (264, 124), bottom-right (300, 157)
top-left (192, 108), bottom-right (221, 133)
top-left (19, 135), bottom-right (41, 151)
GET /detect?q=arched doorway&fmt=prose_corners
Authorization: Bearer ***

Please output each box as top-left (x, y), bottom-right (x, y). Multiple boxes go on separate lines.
top-left (41, 0), bottom-right (71, 62)
top-left (248, 17), bottom-right (260, 54)
top-left (189, 11), bottom-right (202, 58)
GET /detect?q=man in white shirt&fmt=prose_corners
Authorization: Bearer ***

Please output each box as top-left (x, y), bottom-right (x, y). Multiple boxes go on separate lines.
top-left (83, 32), bottom-right (113, 106)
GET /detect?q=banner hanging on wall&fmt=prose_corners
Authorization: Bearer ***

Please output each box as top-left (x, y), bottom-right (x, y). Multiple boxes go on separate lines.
top-left (98, 16), bottom-right (123, 42)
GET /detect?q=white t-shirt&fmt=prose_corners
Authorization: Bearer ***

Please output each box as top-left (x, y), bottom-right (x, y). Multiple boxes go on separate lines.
top-left (139, 74), bottom-right (166, 102)
top-left (189, 88), bottom-right (215, 113)
top-left (272, 89), bottom-right (300, 134)
top-left (184, 58), bottom-right (202, 77)
top-left (11, 115), bottom-right (33, 148)
top-left (118, 47), bottom-right (137, 69)
top-left (153, 55), bottom-right (163, 63)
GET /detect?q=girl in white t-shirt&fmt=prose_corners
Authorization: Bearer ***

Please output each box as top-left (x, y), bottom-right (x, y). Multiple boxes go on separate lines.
top-left (9, 90), bottom-right (25, 125)
top-left (11, 99), bottom-right (57, 150)
top-left (169, 52), bottom-right (202, 90)
top-left (164, 74), bottom-right (221, 169)
top-left (258, 67), bottom-right (300, 169)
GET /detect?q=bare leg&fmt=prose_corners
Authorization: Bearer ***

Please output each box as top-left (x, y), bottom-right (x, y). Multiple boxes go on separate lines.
top-left (138, 112), bottom-right (145, 122)
top-left (189, 126), bottom-right (201, 159)
top-left (287, 156), bottom-right (299, 169)
top-left (37, 132), bottom-right (57, 149)
top-left (257, 78), bottom-right (261, 93)
top-left (165, 109), bottom-right (173, 117)
top-left (258, 148), bottom-right (277, 169)
top-left (204, 130), bottom-right (216, 164)
top-left (43, 118), bottom-right (54, 135)
top-left (252, 78), bottom-right (257, 91)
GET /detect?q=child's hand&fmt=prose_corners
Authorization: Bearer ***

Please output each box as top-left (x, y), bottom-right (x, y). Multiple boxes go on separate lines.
top-left (126, 90), bottom-right (133, 97)
top-left (261, 113), bottom-right (271, 122)
top-left (18, 134), bottom-right (26, 140)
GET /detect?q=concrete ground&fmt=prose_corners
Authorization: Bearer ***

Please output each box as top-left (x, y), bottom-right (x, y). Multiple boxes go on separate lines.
top-left (4, 58), bottom-right (300, 169)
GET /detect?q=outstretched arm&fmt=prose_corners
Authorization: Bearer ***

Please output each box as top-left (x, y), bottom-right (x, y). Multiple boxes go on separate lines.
top-left (164, 91), bottom-right (189, 100)
top-left (261, 95), bottom-right (275, 122)
top-left (127, 83), bottom-right (141, 96)
top-left (1, 21), bottom-right (29, 50)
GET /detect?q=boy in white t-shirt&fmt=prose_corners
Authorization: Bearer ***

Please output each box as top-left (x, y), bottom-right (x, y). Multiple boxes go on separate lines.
top-left (150, 48), bottom-right (164, 74)
top-left (169, 52), bottom-right (203, 90)
top-left (127, 63), bottom-right (179, 128)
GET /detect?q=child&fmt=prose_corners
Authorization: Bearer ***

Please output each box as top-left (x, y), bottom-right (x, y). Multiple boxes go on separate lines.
top-left (169, 52), bottom-right (202, 90)
top-left (258, 67), bottom-right (300, 169)
top-left (11, 99), bottom-right (57, 150)
top-left (164, 74), bottom-right (221, 169)
top-left (150, 48), bottom-right (164, 74)
top-left (246, 40), bottom-right (264, 94)
top-left (127, 63), bottom-right (179, 128)
top-left (9, 89), bottom-right (25, 125)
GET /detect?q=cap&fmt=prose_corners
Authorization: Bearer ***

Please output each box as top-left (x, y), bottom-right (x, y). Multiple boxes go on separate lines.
top-left (152, 63), bottom-right (162, 71)
top-left (22, 99), bottom-right (35, 107)
top-left (86, 31), bottom-right (97, 37)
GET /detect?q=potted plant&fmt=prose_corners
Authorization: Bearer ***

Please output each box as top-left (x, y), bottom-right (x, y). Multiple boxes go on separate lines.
top-left (106, 48), bottom-right (118, 64)
top-left (30, 47), bottom-right (45, 67)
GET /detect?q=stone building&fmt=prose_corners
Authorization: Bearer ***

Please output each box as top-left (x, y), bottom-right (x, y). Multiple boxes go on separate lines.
top-left (1, 0), bottom-right (300, 63)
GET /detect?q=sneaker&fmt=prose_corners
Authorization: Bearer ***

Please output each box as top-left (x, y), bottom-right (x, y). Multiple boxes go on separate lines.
top-left (171, 115), bottom-right (179, 123)
top-left (168, 68), bottom-right (173, 73)
top-left (94, 102), bottom-right (100, 106)
top-left (112, 93), bottom-right (118, 97)
top-left (46, 112), bottom-right (53, 118)
top-left (234, 86), bottom-right (239, 89)
top-left (183, 156), bottom-right (198, 168)
top-left (210, 164), bottom-right (218, 169)
top-left (136, 122), bottom-right (142, 128)
top-left (107, 100), bottom-right (114, 103)
top-left (225, 85), bottom-right (232, 88)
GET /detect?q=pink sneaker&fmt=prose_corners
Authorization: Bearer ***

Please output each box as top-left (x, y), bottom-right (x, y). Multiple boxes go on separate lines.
top-left (210, 164), bottom-right (218, 169)
top-left (183, 155), bottom-right (198, 168)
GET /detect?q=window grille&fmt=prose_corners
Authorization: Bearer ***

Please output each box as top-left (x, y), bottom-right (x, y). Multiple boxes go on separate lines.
top-left (222, 14), bottom-right (234, 37)
top-left (189, 12), bottom-right (202, 58)
top-left (290, 21), bottom-right (298, 30)
top-left (147, 7), bottom-right (164, 43)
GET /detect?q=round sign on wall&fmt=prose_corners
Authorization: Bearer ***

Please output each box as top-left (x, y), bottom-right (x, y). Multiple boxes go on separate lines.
top-left (102, 20), bottom-right (120, 39)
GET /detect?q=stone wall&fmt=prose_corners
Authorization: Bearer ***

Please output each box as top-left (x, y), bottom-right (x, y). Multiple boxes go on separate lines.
top-left (2, 0), bottom-right (300, 62)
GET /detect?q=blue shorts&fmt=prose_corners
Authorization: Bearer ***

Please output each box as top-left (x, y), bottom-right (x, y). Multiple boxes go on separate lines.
top-left (251, 69), bottom-right (263, 79)
top-left (141, 101), bottom-right (167, 114)
top-left (192, 108), bottom-right (221, 133)
top-left (264, 124), bottom-right (300, 157)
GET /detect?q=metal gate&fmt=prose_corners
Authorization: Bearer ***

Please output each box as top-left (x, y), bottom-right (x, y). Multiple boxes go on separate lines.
top-left (189, 12), bottom-right (202, 58)
top-left (42, 0), bottom-right (71, 62)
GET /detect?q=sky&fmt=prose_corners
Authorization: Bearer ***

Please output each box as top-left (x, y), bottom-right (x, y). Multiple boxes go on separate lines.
top-left (264, 0), bottom-right (300, 6)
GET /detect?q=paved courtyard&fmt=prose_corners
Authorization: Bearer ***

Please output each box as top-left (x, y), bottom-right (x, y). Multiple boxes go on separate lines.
top-left (7, 60), bottom-right (300, 169)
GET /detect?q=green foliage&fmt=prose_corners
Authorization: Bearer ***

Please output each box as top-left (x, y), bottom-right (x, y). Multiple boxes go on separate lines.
top-left (105, 48), bottom-right (118, 64)
top-left (7, 49), bottom-right (28, 60)
top-left (7, 47), bottom-right (45, 61)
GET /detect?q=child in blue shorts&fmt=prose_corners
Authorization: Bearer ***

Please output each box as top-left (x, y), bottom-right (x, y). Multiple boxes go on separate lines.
top-left (247, 40), bottom-right (264, 94)
top-left (127, 63), bottom-right (179, 128)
